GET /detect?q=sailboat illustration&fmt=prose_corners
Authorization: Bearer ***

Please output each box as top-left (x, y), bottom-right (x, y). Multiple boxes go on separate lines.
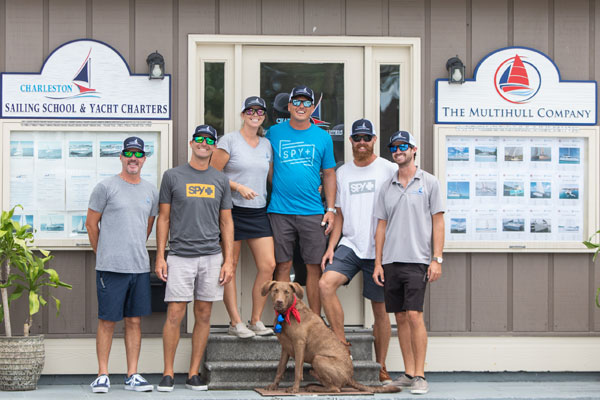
top-left (498, 55), bottom-right (533, 97)
top-left (73, 49), bottom-right (97, 95)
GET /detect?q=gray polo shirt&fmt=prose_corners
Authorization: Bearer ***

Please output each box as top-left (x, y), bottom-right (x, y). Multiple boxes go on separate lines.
top-left (374, 167), bottom-right (445, 265)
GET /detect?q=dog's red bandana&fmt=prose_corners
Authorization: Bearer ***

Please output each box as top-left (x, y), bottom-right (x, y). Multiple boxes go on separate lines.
top-left (280, 295), bottom-right (301, 325)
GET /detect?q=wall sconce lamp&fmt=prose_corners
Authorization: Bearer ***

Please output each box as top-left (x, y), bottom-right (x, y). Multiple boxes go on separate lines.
top-left (146, 51), bottom-right (165, 80)
top-left (446, 56), bottom-right (465, 84)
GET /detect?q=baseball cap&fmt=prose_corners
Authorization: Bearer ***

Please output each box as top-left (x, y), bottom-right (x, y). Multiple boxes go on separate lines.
top-left (351, 119), bottom-right (376, 136)
top-left (388, 130), bottom-right (416, 147)
top-left (193, 124), bottom-right (218, 140)
top-left (241, 96), bottom-right (267, 112)
top-left (123, 136), bottom-right (145, 152)
top-left (288, 85), bottom-right (315, 102)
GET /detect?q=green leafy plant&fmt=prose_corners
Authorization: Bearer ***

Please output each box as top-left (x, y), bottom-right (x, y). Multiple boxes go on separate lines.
top-left (583, 229), bottom-right (600, 308)
top-left (0, 205), bottom-right (71, 337)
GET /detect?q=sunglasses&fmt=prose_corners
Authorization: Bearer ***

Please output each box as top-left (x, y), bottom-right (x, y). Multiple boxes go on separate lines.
top-left (244, 108), bottom-right (266, 116)
top-left (389, 143), bottom-right (412, 153)
top-left (351, 135), bottom-right (373, 143)
top-left (122, 150), bottom-right (145, 158)
top-left (193, 136), bottom-right (216, 145)
top-left (291, 99), bottom-right (313, 107)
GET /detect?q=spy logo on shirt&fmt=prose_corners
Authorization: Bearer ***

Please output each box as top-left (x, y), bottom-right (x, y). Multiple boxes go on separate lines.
top-left (349, 180), bottom-right (376, 195)
top-left (279, 140), bottom-right (315, 166)
top-left (186, 183), bottom-right (215, 198)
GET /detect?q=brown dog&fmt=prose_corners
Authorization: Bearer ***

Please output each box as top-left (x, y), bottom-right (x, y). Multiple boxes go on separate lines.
top-left (261, 280), bottom-right (400, 394)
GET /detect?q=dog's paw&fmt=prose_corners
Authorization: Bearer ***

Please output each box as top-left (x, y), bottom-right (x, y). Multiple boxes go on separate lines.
top-left (265, 384), bottom-right (279, 391)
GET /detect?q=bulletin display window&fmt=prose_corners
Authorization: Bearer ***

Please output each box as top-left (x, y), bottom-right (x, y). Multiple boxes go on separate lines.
top-left (1, 120), bottom-right (171, 248)
top-left (434, 125), bottom-right (599, 252)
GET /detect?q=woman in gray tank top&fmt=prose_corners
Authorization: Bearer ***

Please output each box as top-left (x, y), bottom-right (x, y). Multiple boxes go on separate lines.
top-left (210, 96), bottom-right (276, 338)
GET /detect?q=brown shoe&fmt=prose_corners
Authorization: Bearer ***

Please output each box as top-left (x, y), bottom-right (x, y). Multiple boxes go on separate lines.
top-left (379, 366), bottom-right (392, 384)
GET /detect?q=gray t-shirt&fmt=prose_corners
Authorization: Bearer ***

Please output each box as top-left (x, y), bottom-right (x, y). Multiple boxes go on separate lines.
top-left (374, 167), bottom-right (445, 265)
top-left (159, 164), bottom-right (232, 257)
top-left (88, 175), bottom-right (159, 273)
top-left (217, 131), bottom-right (272, 208)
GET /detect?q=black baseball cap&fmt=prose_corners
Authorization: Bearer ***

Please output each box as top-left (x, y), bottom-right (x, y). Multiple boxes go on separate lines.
top-left (388, 130), bottom-right (416, 147)
top-left (241, 96), bottom-right (267, 112)
top-left (351, 119), bottom-right (376, 136)
top-left (288, 86), bottom-right (315, 102)
top-left (123, 136), bottom-right (145, 152)
top-left (193, 124), bottom-right (218, 140)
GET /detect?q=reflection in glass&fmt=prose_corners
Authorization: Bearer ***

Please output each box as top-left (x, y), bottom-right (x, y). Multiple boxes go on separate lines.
top-left (380, 65), bottom-right (400, 162)
top-left (204, 63), bottom-right (225, 137)
top-left (260, 62), bottom-right (345, 166)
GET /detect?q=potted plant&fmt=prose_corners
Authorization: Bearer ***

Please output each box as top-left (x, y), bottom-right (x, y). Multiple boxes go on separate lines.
top-left (583, 230), bottom-right (600, 308)
top-left (0, 205), bottom-right (71, 391)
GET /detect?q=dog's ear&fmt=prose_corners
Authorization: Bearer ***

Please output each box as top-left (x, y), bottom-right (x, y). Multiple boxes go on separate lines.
top-left (290, 282), bottom-right (304, 299)
top-left (261, 280), bottom-right (277, 296)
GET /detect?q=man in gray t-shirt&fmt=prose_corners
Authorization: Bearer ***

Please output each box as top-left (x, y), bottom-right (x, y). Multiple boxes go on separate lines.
top-left (86, 136), bottom-right (158, 393)
top-left (373, 131), bottom-right (445, 395)
top-left (155, 124), bottom-right (234, 392)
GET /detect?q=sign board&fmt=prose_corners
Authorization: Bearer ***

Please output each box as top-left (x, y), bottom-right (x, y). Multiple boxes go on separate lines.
top-left (436, 47), bottom-right (597, 125)
top-left (1, 39), bottom-right (170, 120)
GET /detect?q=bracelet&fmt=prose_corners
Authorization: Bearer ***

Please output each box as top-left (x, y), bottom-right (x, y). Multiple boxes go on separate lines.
top-left (326, 207), bottom-right (337, 215)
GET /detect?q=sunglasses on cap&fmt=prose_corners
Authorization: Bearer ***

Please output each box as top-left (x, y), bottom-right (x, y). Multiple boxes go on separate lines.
top-left (122, 150), bottom-right (145, 158)
top-left (389, 143), bottom-right (412, 153)
top-left (193, 136), bottom-right (216, 145)
top-left (350, 135), bottom-right (374, 143)
top-left (243, 108), bottom-right (266, 116)
top-left (291, 99), bottom-right (313, 107)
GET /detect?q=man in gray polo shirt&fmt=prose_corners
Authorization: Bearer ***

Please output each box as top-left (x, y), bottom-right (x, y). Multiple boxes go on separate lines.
top-left (373, 130), bottom-right (445, 395)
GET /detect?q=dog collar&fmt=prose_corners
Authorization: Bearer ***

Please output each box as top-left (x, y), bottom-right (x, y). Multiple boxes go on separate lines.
top-left (274, 295), bottom-right (301, 333)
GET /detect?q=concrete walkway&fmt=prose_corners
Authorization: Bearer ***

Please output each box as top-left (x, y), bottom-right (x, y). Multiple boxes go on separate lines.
top-left (0, 373), bottom-right (598, 400)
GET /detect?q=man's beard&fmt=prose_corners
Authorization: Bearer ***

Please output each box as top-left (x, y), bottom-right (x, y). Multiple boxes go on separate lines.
top-left (352, 145), bottom-right (373, 161)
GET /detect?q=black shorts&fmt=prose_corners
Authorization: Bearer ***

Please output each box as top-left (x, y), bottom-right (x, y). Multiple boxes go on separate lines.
top-left (231, 206), bottom-right (273, 241)
top-left (383, 262), bottom-right (428, 313)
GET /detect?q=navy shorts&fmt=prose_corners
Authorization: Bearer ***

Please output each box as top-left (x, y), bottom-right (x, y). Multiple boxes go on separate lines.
top-left (324, 245), bottom-right (384, 302)
top-left (382, 262), bottom-right (428, 313)
top-left (96, 271), bottom-right (152, 321)
top-left (232, 206), bottom-right (273, 241)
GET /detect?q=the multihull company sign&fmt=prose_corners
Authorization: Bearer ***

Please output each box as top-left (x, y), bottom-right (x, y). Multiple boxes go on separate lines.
top-left (1, 39), bottom-right (170, 119)
top-left (436, 47), bottom-right (596, 125)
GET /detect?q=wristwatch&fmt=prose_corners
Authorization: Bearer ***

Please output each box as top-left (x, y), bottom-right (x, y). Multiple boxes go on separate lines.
top-left (433, 256), bottom-right (443, 264)
top-left (326, 207), bottom-right (337, 215)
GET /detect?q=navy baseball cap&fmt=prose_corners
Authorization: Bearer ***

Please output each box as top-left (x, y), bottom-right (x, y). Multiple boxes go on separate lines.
top-left (388, 130), bottom-right (416, 147)
top-left (241, 96), bottom-right (267, 112)
top-left (123, 136), bottom-right (145, 152)
top-left (351, 119), bottom-right (376, 136)
top-left (288, 86), bottom-right (315, 102)
top-left (193, 124), bottom-right (218, 140)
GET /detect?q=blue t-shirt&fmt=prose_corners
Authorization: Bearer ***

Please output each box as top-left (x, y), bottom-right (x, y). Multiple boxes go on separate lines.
top-left (267, 121), bottom-right (336, 215)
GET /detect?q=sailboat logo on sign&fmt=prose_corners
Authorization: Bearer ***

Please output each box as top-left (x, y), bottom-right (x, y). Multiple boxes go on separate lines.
top-left (494, 54), bottom-right (541, 104)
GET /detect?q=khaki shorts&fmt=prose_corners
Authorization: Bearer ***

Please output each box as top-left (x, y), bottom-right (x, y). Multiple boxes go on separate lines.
top-left (164, 253), bottom-right (224, 302)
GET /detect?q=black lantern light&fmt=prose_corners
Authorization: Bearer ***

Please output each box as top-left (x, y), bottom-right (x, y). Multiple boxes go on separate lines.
top-left (146, 51), bottom-right (165, 80)
top-left (446, 56), bottom-right (465, 84)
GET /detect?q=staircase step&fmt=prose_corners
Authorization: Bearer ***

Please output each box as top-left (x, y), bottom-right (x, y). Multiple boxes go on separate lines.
top-left (206, 328), bottom-right (375, 362)
top-left (203, 360), bottom-right (382, 390)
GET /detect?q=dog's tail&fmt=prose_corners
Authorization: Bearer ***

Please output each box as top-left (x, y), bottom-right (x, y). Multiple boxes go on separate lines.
top-left (348, 378), bottom-right (401, 393)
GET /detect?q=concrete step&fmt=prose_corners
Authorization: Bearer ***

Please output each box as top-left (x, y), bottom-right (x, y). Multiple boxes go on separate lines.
top-left (203, 359), bottom-right (382, 390)
top-left (206, 328), bottom-right (376, 362)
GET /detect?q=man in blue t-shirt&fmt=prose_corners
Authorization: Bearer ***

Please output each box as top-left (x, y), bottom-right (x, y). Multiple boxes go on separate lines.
top-left (267, 85), bottom-right (336, 314)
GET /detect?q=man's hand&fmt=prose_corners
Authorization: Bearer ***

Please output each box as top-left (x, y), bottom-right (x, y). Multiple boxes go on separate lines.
top-left (427, 260), bottom-right (442, 282)
top-left (321, 211), bottom-right (335, 235)
top-left (320, 248), bottom-right (335, 271)
top-left (373, 264), bottom-right (385, 287)
top-left (219, 260), bottom-right (234, 286)
top-left (155, 258), bottom-right (168, 282)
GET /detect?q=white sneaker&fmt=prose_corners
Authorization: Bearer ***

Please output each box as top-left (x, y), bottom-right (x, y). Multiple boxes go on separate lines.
top-left (90, 374), bottom-right (110, 393)
top-left (228, 322), bottom-right (255, 338)
top-left (248, 321), bottom-right (274, 336)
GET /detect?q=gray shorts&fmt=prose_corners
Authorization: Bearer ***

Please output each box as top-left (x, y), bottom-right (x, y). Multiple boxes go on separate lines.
top-left (268, 213), bottom-right (327, 265)
top-left (164, 253), bottom-right (224, 302)
top-left (324, 245), bottom-right (384, 302)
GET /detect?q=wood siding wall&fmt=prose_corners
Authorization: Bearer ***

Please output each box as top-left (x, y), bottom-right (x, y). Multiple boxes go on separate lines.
top-left (0, 0), bottom-right (599, 337)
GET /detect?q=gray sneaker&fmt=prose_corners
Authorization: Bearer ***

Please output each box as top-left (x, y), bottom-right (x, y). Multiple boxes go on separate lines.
top-left (228, 322), bottom-right (256, 338)
top-left (410, 377), bottom-right (429, 394)
top-left (248, 321), bottom-right (274, 336)
top-left (386, 374), bottom-right (415, 388)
